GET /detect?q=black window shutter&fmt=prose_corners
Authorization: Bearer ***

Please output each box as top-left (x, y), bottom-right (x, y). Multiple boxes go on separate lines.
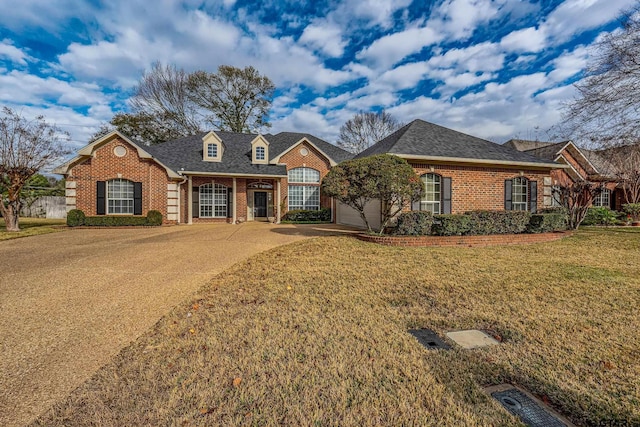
top-left (133, 182), bottom-right (143, 215)
top-left (442, 177), bottom-right (452, 214)
top-left (96, 181), bottom-right (106, 215)
top-left (529, 180), bottom-right (538, 213)
top-left (192, 187), bottom-right (199, 218)
top-left (411, 199), bottom-right (420, 210)
top-left (227, 187), bottom-right (233, 218)
top-left (504, 179), bottom-right (513, 211)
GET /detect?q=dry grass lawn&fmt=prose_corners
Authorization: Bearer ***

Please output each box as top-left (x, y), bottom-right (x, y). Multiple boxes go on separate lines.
top-left (0, 217), bottom-right (65, 240)
top-left (34, 228), bottom-right (640, 426)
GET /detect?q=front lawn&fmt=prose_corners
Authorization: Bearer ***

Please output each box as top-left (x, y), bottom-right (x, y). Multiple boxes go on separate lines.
top-left (34, 228), bottom-right (640, 426)
top-left (0, 217), bottom-right (66, 241)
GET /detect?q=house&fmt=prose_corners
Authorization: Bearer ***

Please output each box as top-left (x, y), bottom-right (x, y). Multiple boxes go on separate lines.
top-left (504, 139), bottom-right (621, 210)
top-left (54, 130), bottom-right (352, 224)
top-left (336, 120), bottom-right (566, 229)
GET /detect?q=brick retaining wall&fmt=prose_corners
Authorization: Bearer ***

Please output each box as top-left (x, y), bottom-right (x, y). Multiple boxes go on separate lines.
top-left (356, 232), bottom-right (571, 247)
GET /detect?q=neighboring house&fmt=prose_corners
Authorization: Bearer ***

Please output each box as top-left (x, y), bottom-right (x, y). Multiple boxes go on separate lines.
top-left (336, 120), bottom-right (566, 229)
top-left (54, 130), bottom-right (352, 224)
top-left (504, 139), bottom-right (621, 210)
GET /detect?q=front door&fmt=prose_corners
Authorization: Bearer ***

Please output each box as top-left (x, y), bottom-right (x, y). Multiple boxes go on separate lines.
top-left (254, 191), bottom-right (267, 217)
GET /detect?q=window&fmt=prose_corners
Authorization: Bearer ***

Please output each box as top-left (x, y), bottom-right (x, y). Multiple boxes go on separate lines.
top-left (107, 179), bottom-right (134, 214)
top-left (288, 167), bottom-right (320, 210)
top-left (288, 186), bottom-right (320, 210)
top-left (288, 167), bottom-right (320, 184)
top-left (420, 173), bottom-right (441, 214)
top-left (199, 183), bottom-right (227, 217)
top-left (551, 185), bottom-right (562, 207)
top-left (207, 143), bottom-right (218, 158)
top-left (593, 188), bottom-right (611, 207)
top-left (512, 177), bottom-right (528, 211)
top-left (255, 146), bottom-right (265, 161)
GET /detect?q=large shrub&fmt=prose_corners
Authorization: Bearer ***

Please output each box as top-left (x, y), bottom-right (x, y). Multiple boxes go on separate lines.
top-left (582, 207), bottom-right (619, 226)
top-left (66, 209), bottom-right (85, 227)
top-left (465, 210), bottom-right (530, 235)
top-left (395, 211), bottom-right (433, 236)
top-left (83, 216), bottom-right (149, 226)
top-left (432, 214), bottom-right (471, 236)
top-left (623, 203), bottom-right (640, 221)
top-left (146, 210), bottom-right (164, 226)
top-left (282, 208), bottom-right (331, 223)
top-left (527, 213), bottom-right (568, 233)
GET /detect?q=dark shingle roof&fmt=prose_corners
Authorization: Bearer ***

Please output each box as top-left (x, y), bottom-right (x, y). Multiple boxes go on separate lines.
top-left (503, 139), bottom-right (558, 151)
top-left (356, 119), bottom-right (559, 166)
top-left (144, 130), bottom-right (352, 176)
top-left (521, 142), bottom-right (566, 161)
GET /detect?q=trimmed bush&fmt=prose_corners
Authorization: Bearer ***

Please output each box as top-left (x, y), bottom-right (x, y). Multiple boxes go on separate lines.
top-left (146, 210), bottom-right (163, 226)
top-left (465, 210), bottom-right (530, 235)
top-left (432, 214), bottom-right (471, 236)
top-left (527, 213), bottom-right (568, 233)
top-left (83, 216), bottom-right (149, 226)
top-left (623, 203), bottom-right (640, 221)
top-left (66, 209), bottom-right (85, 227)
top-left (395, 211), bottom-right (433, 236)
top-left (582, 207), bottom-right (619, 226)
top-left (282, 208), bottom-right (331, 223)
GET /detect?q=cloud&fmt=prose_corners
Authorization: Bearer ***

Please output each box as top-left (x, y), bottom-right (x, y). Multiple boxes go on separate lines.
top-left (0, 40), bottom-right (30, 65)
top-left (356, 26), bottom-right (442, 69)
top-left (428, 42), bottom-right (505, 73)
top-left (500, 27), bottom-right (547, 53)
top-left (299, 22), bottom-right (346, 57)
top-left (428, 0), bottom-right (506, 40)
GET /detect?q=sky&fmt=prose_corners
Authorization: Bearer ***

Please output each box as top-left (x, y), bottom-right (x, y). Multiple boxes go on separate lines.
top-left (0, 0), bottom-right (636, 152)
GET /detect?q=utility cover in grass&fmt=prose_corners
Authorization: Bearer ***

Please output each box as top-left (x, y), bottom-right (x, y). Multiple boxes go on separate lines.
top-left (445, 330), bottom-right (499, 349)
top-left (408, 328), bottom-right (451, 350)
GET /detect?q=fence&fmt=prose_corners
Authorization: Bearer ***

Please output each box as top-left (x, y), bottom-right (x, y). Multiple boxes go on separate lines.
top-left (21, 196), bottom-right (66, 219)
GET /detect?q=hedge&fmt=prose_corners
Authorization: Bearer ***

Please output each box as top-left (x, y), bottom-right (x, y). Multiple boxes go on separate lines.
top-left (582, 207), bottom-right (619, 226)
top-left (432, 214), bottom-right (471, 236)
top-left (527, 212), bottom-right (567, 233)
top-left (395, 211), bottom-right (433, 236)
top-left (282, 208), bottom-right (331, 222)
top-left (465, 210), bottom-right (531, 235)
top-left (66, 209), bottom-right (164, 227)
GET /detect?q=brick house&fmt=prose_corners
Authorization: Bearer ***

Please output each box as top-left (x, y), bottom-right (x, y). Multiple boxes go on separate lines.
top-left (504, 139), bottom-right (621, 210)
top-left (54, 130), bottom-right (352, 224)
top-left (336, 120), bottom-right (565, 229)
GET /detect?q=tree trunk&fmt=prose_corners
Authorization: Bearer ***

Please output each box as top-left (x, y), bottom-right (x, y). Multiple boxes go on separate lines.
top-left (1, 201), bottom-right (21, 232)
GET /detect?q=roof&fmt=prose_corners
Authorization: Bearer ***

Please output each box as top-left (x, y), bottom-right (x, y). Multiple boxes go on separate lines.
top-left (143, 130), bottom-right (352, 176)
top-left (503, 139), bottom-right (559, 151)
top-left (356, 119), bottom-right (562, 168)
top-left (521, 142), bottom-right (567, 162)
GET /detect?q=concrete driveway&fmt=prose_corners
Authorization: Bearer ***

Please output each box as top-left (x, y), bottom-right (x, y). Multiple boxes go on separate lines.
top-left (0, 222), bottom-right (356, 427)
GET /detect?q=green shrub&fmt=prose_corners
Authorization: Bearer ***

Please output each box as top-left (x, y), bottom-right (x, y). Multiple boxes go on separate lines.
top-left (66, 209), bottom-right (85, 227)
top-left (395, 211), bottom-right (433, 236)
top-left (282, 208), bottom-right (331, 222)
top-left (582, 207), bottom-right (619, 226)
top-left (432, 214), bottom-right (471, 236)
top-left (83, 216), bottom-right (149, 226)
top-left (465, 210), bottom-right (531, 235)
top-left (527, 213), bottom-right (568, 233)
top-left (623, 203), bottom-right (640, 221)
top-left (146, 210), bottom-right (163, 226)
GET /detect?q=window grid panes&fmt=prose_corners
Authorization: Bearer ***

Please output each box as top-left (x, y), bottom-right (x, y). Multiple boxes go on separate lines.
top-left (512, 177), bottom-right (528, 211)
top-left (255, 146), bottom-right (265, 160)
top-left (420, 173), bottom-right (441, 214)
top-left (593, 189), bottom-right (610, 207)
top-left (288, 185), bottom-right (320, 210)
top-left (107, 179), bottom-right (134, 214)
top-left (288, 167), bottom-right (320, 183)
top-left (200, 183), bottom-right (227, 218)
top-left (551, 185), bottom-right (562, 207)
top-left (207, 143), bottom-right (218, 158)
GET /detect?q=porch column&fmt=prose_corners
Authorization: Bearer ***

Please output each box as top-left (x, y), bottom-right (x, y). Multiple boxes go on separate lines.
top-left (232, 178), bottom-right (237, 224)
top-left (276, 179), bottom-right (281, 224)
top-left (187, 175), bottom-right (193, 225)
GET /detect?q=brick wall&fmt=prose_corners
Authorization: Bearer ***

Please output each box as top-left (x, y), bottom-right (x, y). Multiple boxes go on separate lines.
top-left (67, 137), bottom-right (175, 222)
top-left (410, 163), bottom-right (551, 213)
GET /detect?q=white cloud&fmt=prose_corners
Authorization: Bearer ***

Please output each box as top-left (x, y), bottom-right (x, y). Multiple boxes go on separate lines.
top-left (377, 61), bottom-right (430, 90)
top-left (0, 40), bottom-right (29, 65)
top-left (347, 0), bottom-right (413, 29)
top-left (356, 26), bottom-right (442, 69)
top-left (500, 27), bottom-right (547, 53)
top-left (547, 46), bottom-right (589, 83)
top-left (299, 22), bottom-right (346, 57)
top-left (428, 42), bottom-right (505, 73)
top-left (429, 0), bottom-right (506, 40)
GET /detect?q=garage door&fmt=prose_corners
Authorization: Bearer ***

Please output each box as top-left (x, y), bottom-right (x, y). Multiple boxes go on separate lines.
top-left (336, 200), bottom-right (381, 230)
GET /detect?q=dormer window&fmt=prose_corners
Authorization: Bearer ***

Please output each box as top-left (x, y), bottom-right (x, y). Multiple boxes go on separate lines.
top-left (202, 131), bottom-right (223, 162)
top-left (251, 135), bottom-right (269, 164)
top-left (207, 143), bottom-right (218, 158)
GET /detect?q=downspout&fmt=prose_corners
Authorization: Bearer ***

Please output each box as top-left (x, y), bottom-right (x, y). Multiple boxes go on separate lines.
top-left (176, 174), bottom-right (187, 224)
top-left (187, 175), bottom-right (193, 225)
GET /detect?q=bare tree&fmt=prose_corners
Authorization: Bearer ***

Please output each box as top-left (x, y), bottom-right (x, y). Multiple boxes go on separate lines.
top-left (0, 107), bottom-right (71, 231)
top-left (552, 180), bottom-right (603, 230)
top-left (337, 111), bottom-right (404, 154)
top-left (600, 145), bottom-right (640, 204)
top-left (561, 6), bottom-right (640, 146)
top-left (187, 66), bottom-right (275, 133)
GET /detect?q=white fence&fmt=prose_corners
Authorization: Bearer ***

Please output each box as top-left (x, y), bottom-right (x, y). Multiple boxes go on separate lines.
top-left (21, 196), bottom-right (67, 219)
